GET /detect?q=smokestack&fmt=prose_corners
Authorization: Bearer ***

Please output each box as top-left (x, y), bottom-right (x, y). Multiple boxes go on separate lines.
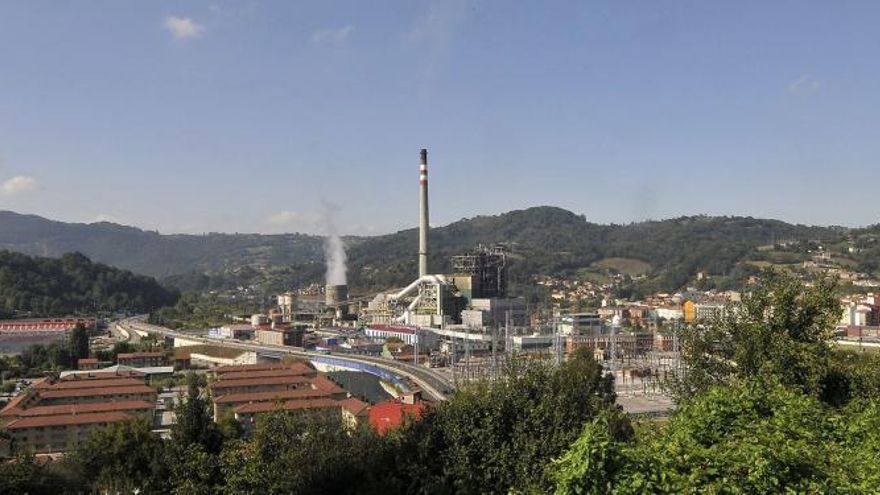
top-left (419, 148), bottom-right (429, 277)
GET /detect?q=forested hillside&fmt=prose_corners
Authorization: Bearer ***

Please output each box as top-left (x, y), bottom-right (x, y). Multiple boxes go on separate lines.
top-left (0, 251), bottom-right (179, 318)
top-left (0, 211), bottom-right (324, 278)
top-left (0, 208), bottom-right (859, 295)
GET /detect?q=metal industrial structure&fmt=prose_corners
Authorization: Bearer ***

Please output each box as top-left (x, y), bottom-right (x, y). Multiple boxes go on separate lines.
top-left (451, 244), bottom-right (508, 301)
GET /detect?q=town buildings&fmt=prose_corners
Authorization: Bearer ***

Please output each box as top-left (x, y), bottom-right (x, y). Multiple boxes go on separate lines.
top-left (0, 370), bottom-right (156, 454)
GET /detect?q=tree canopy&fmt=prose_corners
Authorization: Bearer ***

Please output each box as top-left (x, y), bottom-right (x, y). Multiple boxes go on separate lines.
top-left (0, 250), bottom-right (179, 317)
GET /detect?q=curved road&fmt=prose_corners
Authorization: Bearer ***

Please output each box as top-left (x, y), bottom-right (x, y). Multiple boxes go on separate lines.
top-left (117, 317), bottom-right (454, 401)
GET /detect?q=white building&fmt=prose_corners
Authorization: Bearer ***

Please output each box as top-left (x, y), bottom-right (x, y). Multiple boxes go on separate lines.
top-left (365, 325), bottom-right (439, 348)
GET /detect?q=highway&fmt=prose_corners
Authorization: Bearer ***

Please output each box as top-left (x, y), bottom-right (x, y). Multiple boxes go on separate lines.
top-left (116, 317), bottom-right (455, 401)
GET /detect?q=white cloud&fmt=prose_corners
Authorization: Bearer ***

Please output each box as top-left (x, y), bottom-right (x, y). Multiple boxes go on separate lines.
top-left (266, 210), bottom-right (301, 226)
top-left (788, 74), bottom-right (823, 95)
top-left (311, 25), bottom-right (354, 46)
top-left (1, 175), bottom-right (39, 196)
top-left (164, 16), bottom-right (205, 40)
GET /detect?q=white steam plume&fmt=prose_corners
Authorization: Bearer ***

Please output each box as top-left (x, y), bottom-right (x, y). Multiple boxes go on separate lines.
top-left (321, 200), bottom-right (347, 286)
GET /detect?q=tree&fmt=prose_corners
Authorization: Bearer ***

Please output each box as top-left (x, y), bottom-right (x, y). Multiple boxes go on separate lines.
top-left (220, 409), bottom-right (385, 495)
top-left (66, 419), bottom-right (169, 493)
top-left (172, 372), bottom-right (222, 453)
top-left (552, 380), bottom-right (880, 494)
top-left (67, 324), bottom-right (89, 366)
top-left (387, 349), bottom-right (622, 494)
top-left (668, 269), bottom-right (842, 402)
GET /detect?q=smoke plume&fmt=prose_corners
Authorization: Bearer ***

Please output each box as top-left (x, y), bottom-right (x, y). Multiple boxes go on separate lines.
top-left (321, 200), bottom-right (347, 286)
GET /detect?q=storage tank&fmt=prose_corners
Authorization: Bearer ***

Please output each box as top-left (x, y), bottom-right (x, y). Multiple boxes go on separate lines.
top-left (325, 284), bottom-right (349, 307)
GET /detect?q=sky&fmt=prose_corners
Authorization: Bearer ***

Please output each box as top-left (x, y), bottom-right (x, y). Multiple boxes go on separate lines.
top-left (1, 1), bottom-right (879, 235)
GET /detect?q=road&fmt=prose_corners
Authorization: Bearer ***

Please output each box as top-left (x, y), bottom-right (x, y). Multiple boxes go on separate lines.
top-left (117, 317), bottom-right (455, 401)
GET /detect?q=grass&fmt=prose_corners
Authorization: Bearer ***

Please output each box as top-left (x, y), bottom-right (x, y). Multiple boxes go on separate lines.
top-left (596, 257), bottom-right (652, 276)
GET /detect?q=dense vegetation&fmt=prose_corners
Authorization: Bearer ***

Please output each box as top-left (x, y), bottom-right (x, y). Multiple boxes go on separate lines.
top-left (552, 270), bottom-right (880, 493)
top-left (1, 207), bottom-right (867, 296)
top-left (0, 251), bottom-right (179, 318)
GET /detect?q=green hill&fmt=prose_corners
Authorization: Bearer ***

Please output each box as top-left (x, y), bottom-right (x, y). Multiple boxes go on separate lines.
top-left (0, 251), bottom-right (179, 318)
top-left (0, 208), bottom-right (859, 295)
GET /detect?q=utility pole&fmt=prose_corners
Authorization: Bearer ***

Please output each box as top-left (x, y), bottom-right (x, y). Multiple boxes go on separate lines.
top-left (491, 324), bottom-right (498, 382)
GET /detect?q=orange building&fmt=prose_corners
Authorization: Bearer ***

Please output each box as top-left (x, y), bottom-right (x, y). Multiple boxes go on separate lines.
top-left (682, 300), bottom-right (696, 323)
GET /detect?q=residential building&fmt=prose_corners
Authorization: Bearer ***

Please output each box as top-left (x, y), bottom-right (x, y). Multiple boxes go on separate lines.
top-left (117, 352), bottom-right (165, 368)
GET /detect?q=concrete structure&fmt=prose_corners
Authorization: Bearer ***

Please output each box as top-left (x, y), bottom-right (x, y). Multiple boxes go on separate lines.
top-left (277, 292), bottom-right (296, 321)
top-left (117, 352), bottom-right (165, 368)
top-left (419, 148), bottom-right (429, 277)
top-left (450, 245), bottom-right (508, 300)
top-left (461, 298), bottom-right (527, 329)
top-left (365, 325), bottom-right (439, 348)
top-left (218, 324), bottom-right (255, 340)
top-left (255, 327), bottom-right (304, 347)
top-left (559, 312), bottom-right (605, 336)
top-left (511, 334), bottom-right (553, 352)
top-left (694, 303), bottom-right (724, 322)
top-left (325, 284), bottom-right (349, 307)
top-left (77, 358), bottom-right (99, 370)
top-left (566, 333), bottom-right (656, 357)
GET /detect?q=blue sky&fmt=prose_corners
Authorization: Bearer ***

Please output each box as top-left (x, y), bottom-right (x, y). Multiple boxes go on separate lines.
top-left (1, 1), bottom-right (878, 234)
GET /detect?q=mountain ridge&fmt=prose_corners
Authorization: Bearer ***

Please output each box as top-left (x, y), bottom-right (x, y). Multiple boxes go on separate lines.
top-left (3, 207), bottom-right (869, 295)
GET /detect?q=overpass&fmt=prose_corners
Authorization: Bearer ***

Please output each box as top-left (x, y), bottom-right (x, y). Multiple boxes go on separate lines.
top-left (117, 317), bottom-right (454, 401)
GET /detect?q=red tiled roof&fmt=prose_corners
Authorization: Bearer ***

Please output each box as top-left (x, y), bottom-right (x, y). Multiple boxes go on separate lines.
top-left (117, 352), bottom-right (164, 359)
top-left (214, 362), bottom-right (312, 375)
top-left (34, 378), bottom-right (144, 391)
top-left (14, 400), bottom-right (154, 418)
top-left (339, 397), bottom-right (370, 416)
top-left (217, 368), bottom-right (316, 381)
top-left (39, 385), bottom-right (156, 399)
top-left (233, 399), bottom-right (341, 415)
top-left (60, 370), bottom-right (145, 380)
top-left (214, 389), bottom-right (333, 405)
top-left (0, 392), bottom-right (33, 417)
top-left (77, 358), bottom-right (98, 364)
top-left (369, 400), bottom-right (426, 435)
top-left (208, 375), bottom-right (312, 390)
top-left (5, 411), bottom-right (133, 429)
top-left (311, 375), bottom-right (345, 394)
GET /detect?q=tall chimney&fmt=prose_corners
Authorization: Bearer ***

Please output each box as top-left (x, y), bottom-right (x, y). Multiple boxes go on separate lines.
top-left (419, 148), bottom-right (429, 277)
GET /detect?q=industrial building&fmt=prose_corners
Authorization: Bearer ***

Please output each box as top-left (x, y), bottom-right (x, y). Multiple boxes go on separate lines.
top-left (559, 312), bottom-right (606, 336)
top-left (364, 324), bottom-right (439, 348)
top-left (461, 297), bottom-right (528, 329)
top-left (255, 326), bottom-right (304, 347)
top-left (450, 244), bottom-right (508, 301)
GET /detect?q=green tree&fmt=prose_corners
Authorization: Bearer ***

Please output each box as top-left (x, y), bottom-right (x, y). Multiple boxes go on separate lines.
top-left (554, 380), bottom-right (880, 494)
top-left (66, 418), bottom-right (169, 493)
top-left (669, 269), bottom-right (842, 402)
top-left (172, 372), bottom-right (222, 453)
top-left (221, 409), bottom-right (385, 495)
top-left (67, 324), bottom-right (89, 366)
top-left (388, 349), bottom-right (622, 494)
